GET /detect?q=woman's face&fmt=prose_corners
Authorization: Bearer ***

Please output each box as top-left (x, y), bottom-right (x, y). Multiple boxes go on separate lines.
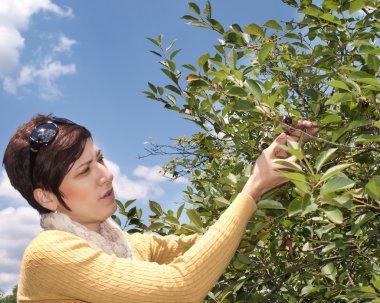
top-left (57, 138), bottom-right (116, 232)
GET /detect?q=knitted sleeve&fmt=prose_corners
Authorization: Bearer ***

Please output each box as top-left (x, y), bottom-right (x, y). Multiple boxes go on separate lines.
top-left (18, 193), bottom-right (256, 303)
top-left (126, 232), bottom-right (202, 264)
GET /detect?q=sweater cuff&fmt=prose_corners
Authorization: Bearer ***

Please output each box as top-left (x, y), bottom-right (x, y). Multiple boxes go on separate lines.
top-left (235, 192), bottom-right (257, 215)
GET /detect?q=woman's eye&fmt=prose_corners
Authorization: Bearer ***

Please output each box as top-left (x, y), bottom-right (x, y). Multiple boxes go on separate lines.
top-left (80, 167), bottom-right (90, 175)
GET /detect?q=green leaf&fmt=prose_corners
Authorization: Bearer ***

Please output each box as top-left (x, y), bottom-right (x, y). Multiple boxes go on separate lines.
top-left (373, 277), bottom-right (380, 291)
top-left (182, 224), bottom-right (203, 234)
top-left (182, 64), bottom-right (197, 72)
top-left (321, 262), bottom-right (337, 281)
top-left (365, 176), bottom-right (380, 202)
top-left (320, 194), bottom-right (353, 209)
top-left (349, 0), bottom-right (367, 14)
top-left (198, 53), bottom-right (210, 67)
top-left (149, 200), bottom-right (164, 216)
top-left (319, 13), bottom-right (341, 25)
top-left (161, 68), bottom-right (179, 84)
top-left (167, 94), bottom-right (177, 105)
top-left (323, 207), bottom-right (343, 224)
top-left (170, 48), bottom-right (182, 60)
top-left (164, 215), bottom-right (180, 226)
top-left (147, 37), bottom-right (160, 46)
top-left (320, 115), bottom-right (342, 124)
top-left (188, 2), bottom-right (201, 15)
top-left (320, 163), bottom-right (353, 181)
top-left (258, 43), bottom-right (275, 64)
top-left (320, 174), bottom-right (355, 195)
top-left (227, 48), bottom-right (237, 70)
top-left (299, 6), bottom-right (323, 18)
top-left (115, 199), bottom-right (125, 211)
top-left (356, 134), bottom-right (380, 143)
top-left (280, 172), bottom-right (310, 194)
top-left (232, 100), bottom-right (253, 111)
top-left (215, 196), bottom-right (230, 207)
top-left (245, 79), bottom-right (262, 101)
top-left (263, 19), bottom-right (283, 30)
top-left (355, 78), bottom-right (380, 86)
top-left (111, 215), bottom-right (122, 227)
top-left (315, 148), bottom-right (338, 172)
top-left (274, 159), bottom-right (303, 172)
top-left (181, 14), bottom-right (199, 21)
top-left (204, 0), bottom-right (211, 19)
top-left (327, 80), bottom-right (350, 91)
top-left (165, 84), bottom-right (181, 95)
top-left (177, 204), bottom-right (185, 219)
top-left (146, 222), bottom-right (165, 232)
top-left (301, 285), bottom-right (320, 296)
top-left (187, 20), bottom-right (208, 28)
top-left (245, 23), bottom-right (265, 37)
top-left (257, 199), bottom-right (285, 209)
top-left (186, 209), bottom-right (203, 228)
top-left (228, 86), bottom-right (247, 97)
top-left (302, 194), bottom-right (318, 215)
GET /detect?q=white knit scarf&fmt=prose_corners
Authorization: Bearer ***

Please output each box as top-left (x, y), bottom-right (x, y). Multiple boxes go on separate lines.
top-left (40, 212), bottom-right (133, 258)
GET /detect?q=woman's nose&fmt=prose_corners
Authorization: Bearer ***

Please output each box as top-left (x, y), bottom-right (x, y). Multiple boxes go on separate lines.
top-left (99, 163), bottom-right (114, 184)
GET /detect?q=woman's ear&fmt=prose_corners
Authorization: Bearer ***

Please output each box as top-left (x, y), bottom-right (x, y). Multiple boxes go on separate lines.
top-left (33, 188), bottom-right (58, 212)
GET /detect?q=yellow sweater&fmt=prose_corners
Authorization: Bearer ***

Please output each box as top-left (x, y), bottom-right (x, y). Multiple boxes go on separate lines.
top-left (17, 193), bottom-right (256, 303)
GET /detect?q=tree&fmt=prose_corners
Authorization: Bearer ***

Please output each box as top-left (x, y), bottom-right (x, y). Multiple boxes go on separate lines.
top-left (117, 0), bottom-right (380, 302)
top-left (0, 286), bottom-right (17, 303)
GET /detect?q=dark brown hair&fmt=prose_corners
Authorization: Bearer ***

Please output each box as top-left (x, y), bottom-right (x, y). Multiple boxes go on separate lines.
top-left (3, 114), bottom-right (92, 214)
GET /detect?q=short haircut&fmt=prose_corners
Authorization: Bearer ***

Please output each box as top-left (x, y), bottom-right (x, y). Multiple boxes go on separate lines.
top-left (3, 114), bottom-right (92, 214)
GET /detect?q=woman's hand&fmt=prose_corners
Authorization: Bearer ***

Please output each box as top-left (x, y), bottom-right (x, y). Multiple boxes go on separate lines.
top-left (242, 120), bottom-right (318, 201)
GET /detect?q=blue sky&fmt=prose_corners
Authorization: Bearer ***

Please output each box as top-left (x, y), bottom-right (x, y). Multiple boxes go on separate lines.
top-left (0, 0), bottom-right (296, 295)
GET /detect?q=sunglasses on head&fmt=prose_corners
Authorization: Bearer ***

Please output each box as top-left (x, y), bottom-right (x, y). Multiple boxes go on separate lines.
top-left (29, 117), bottom-right (76, 189)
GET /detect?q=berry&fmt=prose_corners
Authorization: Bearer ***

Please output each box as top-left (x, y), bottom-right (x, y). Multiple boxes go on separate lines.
top-left (261, 142), bottom-right (269, 149)
top-left (361, 101), bottom-right (369, 108)
top-left (283, 116), bottom-right (293, 125)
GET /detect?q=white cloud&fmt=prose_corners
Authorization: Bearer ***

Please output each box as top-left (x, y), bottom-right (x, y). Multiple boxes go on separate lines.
top-left (0, 170), bottom-right (24, 202)
top-left (0, 0), bottom-right (75, 100)
top-left (133, 165), bottom-right (167, 183)
top-left (0, 26), bottom-right (24, 76)
top-left (133, 165), bottom-right (188, 184)
top-left (105, 160), bottom-right (168, 200)
top-left (54, 35), bottom-right (77, 53)
top-left (4, 58), bottom-right (76, 100)
top-left (0, 206), bottom-right (41, 295)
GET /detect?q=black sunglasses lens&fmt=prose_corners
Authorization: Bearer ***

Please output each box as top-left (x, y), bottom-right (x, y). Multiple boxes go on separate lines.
top-left (30, 122), bottom-right (58, 145)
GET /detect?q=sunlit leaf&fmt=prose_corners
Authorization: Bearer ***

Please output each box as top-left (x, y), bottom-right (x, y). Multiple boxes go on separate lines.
top-left (245, 23), bottom-right (265, 37)
top-left (365, 176), bottom-right (380, 202)
top-left (320, 174), bottom-right (355, 194)
top-left (315, 148), bottom-right (338, 172)
top-left (186, 209), bottom-right (203, 228)
top-left (263, 19), bottom-right (283, 30)
top-left (258, 43), bottom-right (275, 64)
top-left (320, 163), bottom-right (353, 181)
top-left (257, 199), bottom-right (285, 209)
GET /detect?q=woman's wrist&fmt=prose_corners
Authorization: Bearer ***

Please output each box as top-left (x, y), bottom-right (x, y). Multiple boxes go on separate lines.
top-left (241, 175), bottom-right (265, 202)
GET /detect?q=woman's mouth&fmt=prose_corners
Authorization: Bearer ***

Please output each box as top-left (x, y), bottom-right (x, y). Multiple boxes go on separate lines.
top-left (101, 188), bottom-right (115, 200)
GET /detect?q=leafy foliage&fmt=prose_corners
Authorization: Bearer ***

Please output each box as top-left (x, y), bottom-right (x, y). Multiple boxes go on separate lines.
top-left (0, 286), bottom-right (17, 303)
top-left (117, 0), bottom-right (380, 302)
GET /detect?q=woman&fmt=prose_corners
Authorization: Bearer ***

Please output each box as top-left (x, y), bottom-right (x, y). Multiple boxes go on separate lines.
top-left (3, 114), bottom-right (317, 302)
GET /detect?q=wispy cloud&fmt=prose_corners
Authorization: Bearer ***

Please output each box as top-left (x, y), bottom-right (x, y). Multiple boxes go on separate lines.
top-left (0, 0), bottom-right (75, 100)
top-left (133, 165), bottom-right (188, 184)
top-left (0, 207), bottom-right (41, 295)
top-left (105, 161), bottom-right (167, 200)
